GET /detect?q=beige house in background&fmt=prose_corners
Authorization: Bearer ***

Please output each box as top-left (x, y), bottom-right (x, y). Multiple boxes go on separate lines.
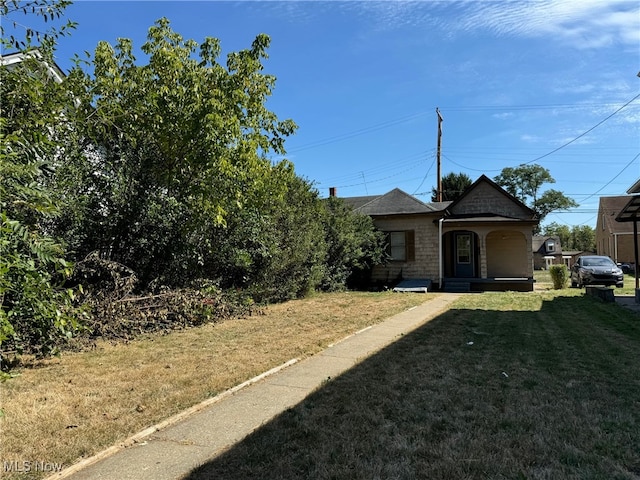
top-left (596, 196), bottom-right (640, 264)
top-left (342, 175), bottom-right (539, 292)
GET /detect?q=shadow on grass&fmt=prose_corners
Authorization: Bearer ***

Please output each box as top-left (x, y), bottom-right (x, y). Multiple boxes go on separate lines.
top-left (185, 294), bottom-right (640, 480)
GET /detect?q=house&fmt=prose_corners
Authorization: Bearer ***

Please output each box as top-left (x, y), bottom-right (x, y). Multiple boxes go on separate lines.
top-left (532, 235), bottom-right (564, 270)
top-left (1, 50), bottom-right (65, 83)
top-left (532, 236), bottom-right (592, 270)
top-left (596, 196), bottom-right (640, 264)
top-left (341, 175), bottom-right (539, 292)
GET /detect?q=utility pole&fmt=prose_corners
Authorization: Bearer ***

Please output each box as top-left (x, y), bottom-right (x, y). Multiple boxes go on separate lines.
top-left (436, 107), bottom-right (443, 202)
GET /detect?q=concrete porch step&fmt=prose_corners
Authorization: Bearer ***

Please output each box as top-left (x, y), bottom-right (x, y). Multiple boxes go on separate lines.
top-left (444, 281), bottom-right (471, 293)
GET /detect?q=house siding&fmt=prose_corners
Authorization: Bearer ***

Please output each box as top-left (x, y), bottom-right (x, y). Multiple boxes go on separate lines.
top-left (370, 215), bottom-right (440, 282)
top-left (596, 196), bottom-right (640, 264)
top-left (449, 182), bottom-right (532, 219)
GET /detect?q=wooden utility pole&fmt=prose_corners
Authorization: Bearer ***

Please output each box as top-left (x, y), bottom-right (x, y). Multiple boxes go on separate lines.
top-left (436, 107), bottom-right (443, 202)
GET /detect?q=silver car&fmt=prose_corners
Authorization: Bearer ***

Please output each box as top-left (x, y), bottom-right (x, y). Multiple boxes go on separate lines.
top-left (570, 255), bottom-right (624, 288)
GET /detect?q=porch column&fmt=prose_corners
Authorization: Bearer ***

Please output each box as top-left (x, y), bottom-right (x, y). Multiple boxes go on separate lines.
top-left (479, 232), bottom-right (488, 279)
top-left (526, 232), bottom-right (534, 277)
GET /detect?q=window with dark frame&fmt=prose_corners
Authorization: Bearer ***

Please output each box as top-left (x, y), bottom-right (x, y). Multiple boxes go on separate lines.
top-left (386, 230), bottom-right (415, 262)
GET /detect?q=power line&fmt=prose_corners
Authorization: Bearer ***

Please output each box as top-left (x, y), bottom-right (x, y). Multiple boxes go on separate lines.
top-left (287, 99), bottom-right (639, 154)
top-left (578, 152), bottom-right (640, 203)
top-left (412, 155), bottom-right (437, 195)
top-left (518, 93), bottom-right (640, 166)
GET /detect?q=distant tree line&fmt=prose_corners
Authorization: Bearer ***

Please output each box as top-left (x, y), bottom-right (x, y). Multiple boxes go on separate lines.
top-left (542, 223), bottom-right (596, 253)
top-left (1, 5), bottom-right (386, 361)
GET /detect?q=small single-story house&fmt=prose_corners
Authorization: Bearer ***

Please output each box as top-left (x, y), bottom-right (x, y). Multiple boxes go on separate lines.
top-left (532, 235), bottom-right (565, 270)
top-left (341, 175), bottom-right (539, 292)
top-left (596, 196), bottom-right (640, 264)
top-left (532, 236), bottom-right (592, 270)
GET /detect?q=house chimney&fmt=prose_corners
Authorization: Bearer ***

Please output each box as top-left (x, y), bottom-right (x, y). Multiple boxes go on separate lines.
top-left (329, 187), bottom-right (337, 197)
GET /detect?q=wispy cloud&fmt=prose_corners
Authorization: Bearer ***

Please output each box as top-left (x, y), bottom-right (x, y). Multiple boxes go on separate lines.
top-left (348, 0), bottom-right (639, 49)
top-left (451, 0), bottom-right (639, 49)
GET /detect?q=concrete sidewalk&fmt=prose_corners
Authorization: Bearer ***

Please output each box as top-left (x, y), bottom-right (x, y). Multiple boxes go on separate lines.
top-left (49, 293), bottom-right (461, 480)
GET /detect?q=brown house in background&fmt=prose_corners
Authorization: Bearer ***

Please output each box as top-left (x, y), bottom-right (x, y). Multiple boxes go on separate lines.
top-left (342, 175), bottom-right (539, 292)
top-left (596, 196), bottom-right (640, 264)
top-left (532, 235), bottom-right (593, 270)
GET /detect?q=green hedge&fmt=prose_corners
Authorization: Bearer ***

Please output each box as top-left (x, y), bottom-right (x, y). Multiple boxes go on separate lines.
top-left (549, 264), bottom-right (569, 290)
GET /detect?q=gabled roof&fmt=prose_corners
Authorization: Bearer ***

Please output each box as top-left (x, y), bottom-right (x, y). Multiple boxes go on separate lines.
top-left (532, 235), bottom-right (562, 253)
top-left (342, 195), bottom-right (381, 211)
top-left (1, 49), bottom-right (66, 83)
top-left (627, 178), bottom-right (640, 194)
top-left (346, 188), bottom-right (444, 216)
top-left (444, 174), bottom-right (537, 221)
top-left (599, 196), bottom-right (636, 232)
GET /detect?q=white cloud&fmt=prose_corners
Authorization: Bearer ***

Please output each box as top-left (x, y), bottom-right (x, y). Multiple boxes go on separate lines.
top-left (455, 0), bottom-right (639, 49)
top-left (520, 134), bottom-right (543, 143)
top-left (346, 0), bottom-right (639, 49)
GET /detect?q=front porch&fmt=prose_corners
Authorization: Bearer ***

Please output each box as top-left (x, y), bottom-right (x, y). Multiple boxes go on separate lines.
top-left (441, 276), bottom-right (534, 293)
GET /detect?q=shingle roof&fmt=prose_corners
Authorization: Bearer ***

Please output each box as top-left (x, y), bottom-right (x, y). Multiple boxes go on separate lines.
top-left (599, 196), bottom-right (636, 233)
top-left (532, 235), bottom-right (562, 253)
top-left (341, 195), bottom-right (381, 211)
top-left (346, 188), bottom-right (444, 216)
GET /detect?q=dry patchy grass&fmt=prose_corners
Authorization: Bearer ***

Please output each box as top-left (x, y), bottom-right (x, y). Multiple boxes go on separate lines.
top-left (187, 290), bottom-right (640, 480)
top-left (0, 291), bottom-right (430, 479)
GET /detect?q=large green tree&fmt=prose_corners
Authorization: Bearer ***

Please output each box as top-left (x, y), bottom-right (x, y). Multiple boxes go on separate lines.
top-left (1, 0), bottom-right (82, 358)
top-left (494, 164), bottom-right (578, 223)
top-left (542, 222), bottom-right (595, 252)
top-left (431, 172), bottom-right (472, 202)
top-left (55, 19), bottom-right (298, 286)
top-left (320, 196), bottom-right (387, 291)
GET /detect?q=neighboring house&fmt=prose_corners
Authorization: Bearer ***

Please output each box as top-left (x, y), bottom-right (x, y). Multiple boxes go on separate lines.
top-left (341, 175), bottom-right (539, 292)
top-left (596, 196), bottom-right (640, 264)
top-left (1, 49), bottom-right (65, 83)
top-left (532, 235), bottom-right (564, 270)
top-left (532, 235), bottom-right (592, 270)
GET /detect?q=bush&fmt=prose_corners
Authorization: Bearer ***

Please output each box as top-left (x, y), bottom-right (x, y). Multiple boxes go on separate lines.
top-left (549, 264), bottom-right (568, 290)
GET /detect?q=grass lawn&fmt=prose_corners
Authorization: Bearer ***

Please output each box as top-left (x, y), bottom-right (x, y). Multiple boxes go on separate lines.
top-left (2, 284), bottom-right (640, 479)
top-left (0, 291), bottom-right (429, 479)
top-left (187, 288), bottom-right (640, 480)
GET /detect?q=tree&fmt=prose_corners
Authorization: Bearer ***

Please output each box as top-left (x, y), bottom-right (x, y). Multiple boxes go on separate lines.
top-left (1, 0), bottom-right (82, 359)
top-left (431, 172), bottom-right (472, 202)
top-left (1, 0), bottom-right (77, 51)
top-left (54, 19), bottom-right (298, 287)
top-left (494, 164), bottom-right (578, 223)
top-left (542, 222), bottom-right (571, 249)
top-left (543, 222), bottom-right (595, 252)
top-left (570, 225), bottom-right (595, 252)
top-left (320, 197), bottom-right (387, 291)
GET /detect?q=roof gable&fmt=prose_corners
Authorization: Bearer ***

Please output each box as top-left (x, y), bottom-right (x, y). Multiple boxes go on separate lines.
top-left (532, 235), bottom-right (562, 253)
top-left (598, 196), bottom-right (636, 233)
top-left (445, 175), bottom-right (537, 220)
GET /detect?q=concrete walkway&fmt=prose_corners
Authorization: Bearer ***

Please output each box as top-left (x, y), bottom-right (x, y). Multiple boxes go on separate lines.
top-left (48, 293), bottom-right (461, 480)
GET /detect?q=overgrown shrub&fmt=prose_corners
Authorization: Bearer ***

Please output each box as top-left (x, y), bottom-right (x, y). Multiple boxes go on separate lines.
top-left (549, 264), bottom-right (568, 290)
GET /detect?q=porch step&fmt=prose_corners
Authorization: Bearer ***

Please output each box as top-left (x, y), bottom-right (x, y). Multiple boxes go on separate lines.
top-left (444, 281), bottom-right (471, 293)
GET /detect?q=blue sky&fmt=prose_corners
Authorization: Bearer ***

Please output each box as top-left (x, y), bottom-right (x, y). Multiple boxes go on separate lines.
top-left (12, 1), bottom-right (640, 228)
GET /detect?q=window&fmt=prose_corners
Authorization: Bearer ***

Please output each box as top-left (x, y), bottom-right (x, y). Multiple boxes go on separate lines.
top-left (546, 240), bottom-right (555, 253)
top-left (389, 232), bottom-right (406, 261)
top-left (456, 233), bottom-right (471, 264)
top-left (386, 231), bottom-right (415, 262)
